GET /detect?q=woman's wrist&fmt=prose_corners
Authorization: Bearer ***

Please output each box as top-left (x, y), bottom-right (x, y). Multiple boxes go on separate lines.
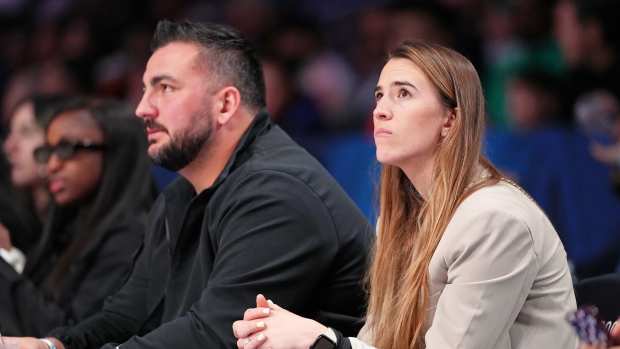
top-left (300, 320), bottom-right (329, 349)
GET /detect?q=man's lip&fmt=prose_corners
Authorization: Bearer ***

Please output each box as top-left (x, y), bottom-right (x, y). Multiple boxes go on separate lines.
top-left (146, 128), bottom-right (164, 135)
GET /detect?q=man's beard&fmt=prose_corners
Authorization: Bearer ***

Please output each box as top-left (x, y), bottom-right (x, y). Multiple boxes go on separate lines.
top-left (150, 113), bottom-right (213, 171)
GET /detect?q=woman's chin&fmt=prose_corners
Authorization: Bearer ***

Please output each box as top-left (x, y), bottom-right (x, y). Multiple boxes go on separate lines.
top-left (376, 151), bottom-right (401, 167)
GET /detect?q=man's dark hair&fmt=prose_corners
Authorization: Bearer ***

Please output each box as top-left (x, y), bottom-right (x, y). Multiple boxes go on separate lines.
top-left (151, 20), bottom-right (266, 110)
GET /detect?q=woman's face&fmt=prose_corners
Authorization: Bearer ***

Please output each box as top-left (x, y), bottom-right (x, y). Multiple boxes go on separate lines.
top-left (2, 102), bottom-right (47, 188)
top-left (45, 110), bottom-right (104, 206)
top-left (373, 58), bottom-right (451, 169)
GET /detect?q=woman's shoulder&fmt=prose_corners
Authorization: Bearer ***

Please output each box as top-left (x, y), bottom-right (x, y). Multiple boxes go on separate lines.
top-left (441, 180), bottom-right (559, 254)
top-left (455, 180), bottom-right (546, 223)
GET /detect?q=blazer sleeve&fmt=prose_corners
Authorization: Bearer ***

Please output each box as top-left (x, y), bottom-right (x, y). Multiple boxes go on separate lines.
top-left (103, 171), bottom-right (343, 348)
top-left (424, 209), bottom-right (538, 349)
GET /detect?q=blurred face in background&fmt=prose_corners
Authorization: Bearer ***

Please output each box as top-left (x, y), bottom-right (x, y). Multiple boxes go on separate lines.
top-left (554, 0), bottom-right (584, 67)
top-left (2, 101), bottom-right (46, 188)
top-left (44, 110), bottom-right (104, 206)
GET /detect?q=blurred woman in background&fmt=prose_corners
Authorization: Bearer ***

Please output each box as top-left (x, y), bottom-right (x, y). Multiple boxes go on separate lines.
top-left (0, 98), bottom-right (155, 337)
top-left (1, 95), bottom-right (66, 259)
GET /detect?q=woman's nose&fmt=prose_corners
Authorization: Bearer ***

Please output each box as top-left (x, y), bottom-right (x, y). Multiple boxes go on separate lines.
top-left (47, 153), bottom-right (62, 173)
top-left (373, 101), bottom-right (392, 120)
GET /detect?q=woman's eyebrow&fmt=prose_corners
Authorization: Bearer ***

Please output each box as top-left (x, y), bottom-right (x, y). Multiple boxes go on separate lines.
top-left (392, 81), bottom-right (418, 90)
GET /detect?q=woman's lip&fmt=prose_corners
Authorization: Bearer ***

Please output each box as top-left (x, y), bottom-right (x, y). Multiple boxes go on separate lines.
top-left (374, 128), bottom-right (393, 137)
top-left (48, 178), bottom-right (64, 193)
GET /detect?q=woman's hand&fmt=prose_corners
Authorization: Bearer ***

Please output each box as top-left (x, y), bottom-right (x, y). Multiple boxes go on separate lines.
top-left (233, 294), bottom-right (328, 349)
top-left (0, 223), bottom-right (13, 250)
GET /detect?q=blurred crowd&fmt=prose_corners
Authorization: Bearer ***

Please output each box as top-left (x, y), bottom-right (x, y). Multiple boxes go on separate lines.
top-left (0, 0), bottom-right (619, 278)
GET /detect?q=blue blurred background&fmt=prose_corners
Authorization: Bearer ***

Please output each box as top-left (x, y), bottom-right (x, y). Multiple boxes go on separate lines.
top-left (0, 0), bottom-right (619, 279)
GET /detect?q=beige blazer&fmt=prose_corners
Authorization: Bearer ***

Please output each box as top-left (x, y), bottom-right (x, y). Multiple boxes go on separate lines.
top-left (424, 181), bottom-right (577, 348)
top-left (355, 181), bottom-right (577, 349)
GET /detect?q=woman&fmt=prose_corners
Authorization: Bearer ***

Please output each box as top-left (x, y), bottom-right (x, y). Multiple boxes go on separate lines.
top-left (232, 42), bottom-right (577, 348)
top-left (1, 95), bottom-right (66, 258)
top-left (0, 98), bottom-right (155, 337)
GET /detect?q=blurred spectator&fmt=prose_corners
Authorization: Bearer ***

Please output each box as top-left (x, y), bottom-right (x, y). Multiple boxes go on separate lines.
top-left (575, 90), bottom-right (620, 194)
top-left (506, 69), bottom-right (561, 130)
top-left (261, 56), bottom-right (321, 142)
top-left (2, 63), bottom-right (79, 121)
top-left (385, 1), bottom-right (455, 51)
top-left (0, 98), bottom-right (155, 337)
top-left (554, 0), bottom-right (620, 121)
top-left (483, 0), bottom-right (564, 127)
top-left (223, 0), bottom-right (275, 42)
top-left (298, 51), bottom-right (357, 130)
top-left (1, 95), bottom-right (67, 255)
top-left (348, 8), bottom-right (389, 134)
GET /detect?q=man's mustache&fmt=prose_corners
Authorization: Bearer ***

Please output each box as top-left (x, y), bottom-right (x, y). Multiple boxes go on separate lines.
top-left (144, 119), bottom-right (167, 132)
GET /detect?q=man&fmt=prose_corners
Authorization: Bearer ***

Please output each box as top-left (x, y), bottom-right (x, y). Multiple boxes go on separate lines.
top-left (6, 20), bottom-right (372, 348)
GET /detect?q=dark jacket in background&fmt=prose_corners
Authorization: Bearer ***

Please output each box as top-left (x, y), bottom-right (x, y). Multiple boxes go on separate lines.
top-left (52, 112), bottom-right (374, 348)
top-left (0, 214), bottom-right (145, 337)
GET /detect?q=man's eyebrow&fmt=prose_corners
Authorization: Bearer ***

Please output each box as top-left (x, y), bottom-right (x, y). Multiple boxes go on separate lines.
top-left (148, 74), bottom-right (177, 87)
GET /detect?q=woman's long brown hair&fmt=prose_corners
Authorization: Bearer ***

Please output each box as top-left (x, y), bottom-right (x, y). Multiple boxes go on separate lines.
top-left (367, 42), bottom-right (500, 349)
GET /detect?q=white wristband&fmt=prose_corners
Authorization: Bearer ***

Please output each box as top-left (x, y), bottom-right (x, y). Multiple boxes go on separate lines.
top-left (40, 338), bottom-right (57, 349)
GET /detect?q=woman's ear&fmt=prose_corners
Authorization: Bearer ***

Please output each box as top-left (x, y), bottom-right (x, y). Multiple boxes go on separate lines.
top-left (441, 108), bottom-right (457, 137)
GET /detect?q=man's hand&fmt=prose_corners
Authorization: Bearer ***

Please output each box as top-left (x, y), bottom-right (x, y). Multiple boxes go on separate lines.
top-left (0, 223), bottom-right (12, 250)
top-left (2, 337), bottom-right (65, 349)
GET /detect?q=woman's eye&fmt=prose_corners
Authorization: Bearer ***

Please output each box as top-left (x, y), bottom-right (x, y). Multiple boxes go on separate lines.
top-left (374, 92), bottom-right (383, 101)
top-left (398, 89), bottom-right (410, 98)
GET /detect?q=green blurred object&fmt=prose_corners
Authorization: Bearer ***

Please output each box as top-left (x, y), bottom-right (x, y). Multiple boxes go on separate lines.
top-left (484, 39), bottom-right (566, 127)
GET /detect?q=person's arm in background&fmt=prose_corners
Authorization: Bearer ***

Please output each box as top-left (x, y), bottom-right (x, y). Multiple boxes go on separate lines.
top-left (7, 221), bottom-right (143, 337)
top-left (1, 218), bottom-right (151, 349)
top-left (0, 223), bottom-right (26, 273)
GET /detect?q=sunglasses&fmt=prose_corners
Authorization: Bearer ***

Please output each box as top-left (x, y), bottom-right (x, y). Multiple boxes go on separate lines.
top-left (33, 139), bottom-right (106, 164)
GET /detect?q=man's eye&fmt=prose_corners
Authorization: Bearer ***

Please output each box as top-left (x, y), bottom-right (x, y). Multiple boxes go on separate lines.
top-left (161, 84), bottom-right (173, 92)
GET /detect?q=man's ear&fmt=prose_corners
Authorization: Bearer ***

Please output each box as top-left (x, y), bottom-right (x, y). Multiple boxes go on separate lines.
top-left (214, 86), bottom-right (241, 125)
top-left (441, 108), bottom-right (457, 138)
